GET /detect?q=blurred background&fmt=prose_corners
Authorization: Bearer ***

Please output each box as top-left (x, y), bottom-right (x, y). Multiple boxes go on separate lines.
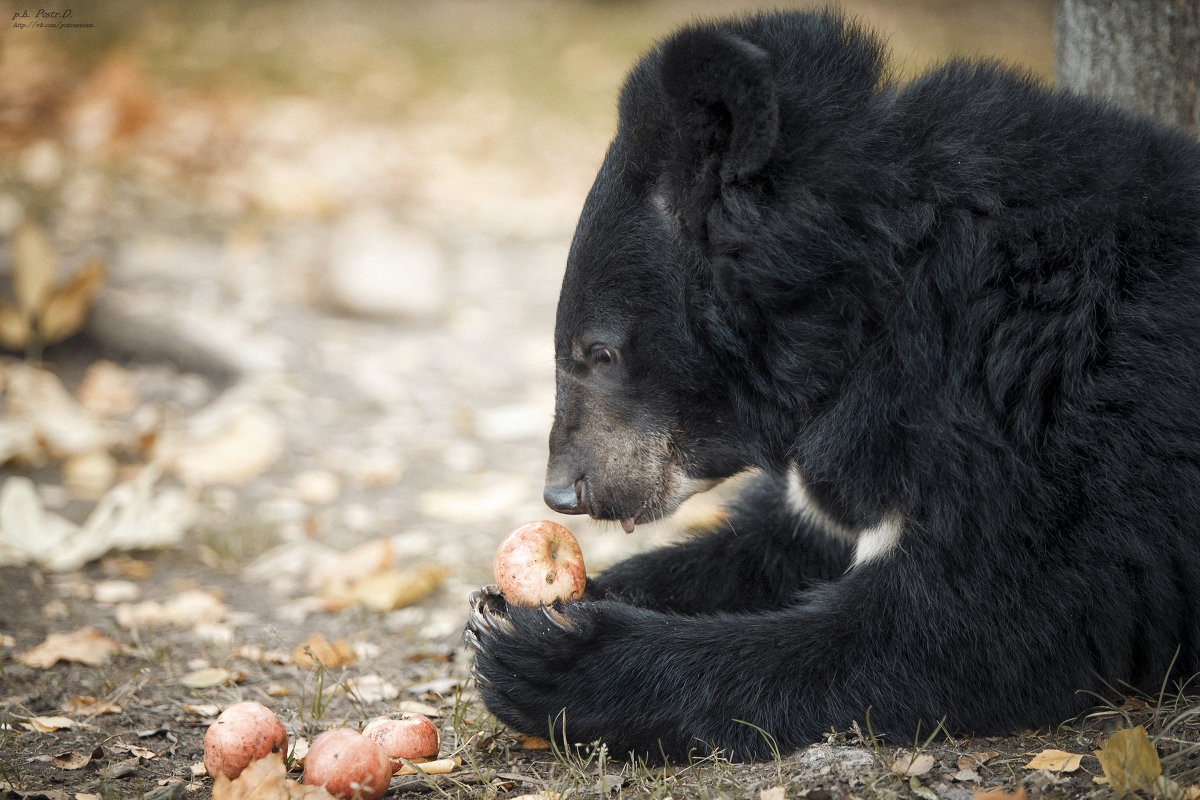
top-left (0, 0), bottom-right (1053, 631)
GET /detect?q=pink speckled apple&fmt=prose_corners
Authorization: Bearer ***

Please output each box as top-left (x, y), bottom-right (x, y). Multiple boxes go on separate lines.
top-left (203, 701), bottom-right (288, 780)
top-left (362, 713), bottom-right (439, 768)
top-left (493, 520), bottom-right (586, 606)
top-left (303, 728), bottom-right (392, 800)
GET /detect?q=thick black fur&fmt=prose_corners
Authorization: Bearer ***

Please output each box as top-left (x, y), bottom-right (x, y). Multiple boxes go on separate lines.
top-left (466, 10), bottom-right (1200, 760)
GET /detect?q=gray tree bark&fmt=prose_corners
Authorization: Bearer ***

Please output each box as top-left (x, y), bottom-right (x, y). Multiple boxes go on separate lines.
top-left (1055, 0), bottom-right (1200, 133)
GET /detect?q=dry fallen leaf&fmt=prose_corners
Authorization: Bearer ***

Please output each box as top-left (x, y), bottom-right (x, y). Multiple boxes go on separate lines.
top-left (0, 306), bottom-right (26, 351)
top-left (166, 404), bottom-right (284, 488)
top-left (62, 449), bottom-right (119, 501)
top-left (396, 757), bottom-right (459, 776)
top-left (53, 746), bottom-right (104, 770)
top-left (289, 737), bottom-right (310, 768)
top-left (0, 476), bottom-right (79, 567)
top-left (18, 627), bottom-right (120, 668)
top-left (307, 537), bottom-right (394, 592)
top-left (230, 644), bottom-right (292, 665)
top-left (290, 633), bottom-right (356, 669)
top-left (0, 459), bottom-right (196, 572)
top-left (891, 751), bottom-right (935, 777)
top-left (398, 700), bottom-right (441, 718)
top-left (63, 696), bottom-right (122, 715)
top-left (959, 751), bottom-right (1000, 770)
top-left (513, 734), bottom-right (551, 750)
top-left (1025, 748), bottom-right (1084, 772)
top-left (759, 788), bottom-right (786, 800)
top-left (115, 588), bottom-right (227, 629)
top-left (1, 361), bottom-right (113, 458)
top-left (1095, 726), bottom-right (1162, 798)
top-left (1, 223), bottom-right (107, 351)
top-left (181, 703), bottom-right (220, 718)
top-left (66, 52), bottom-right (156, 155)
top-left (1033, 750), bottom-right (1083, 774)
top-left (347, 564), bottom-right (449, 612)
top-left (212, 751), bottom-right (335, 800)
top-left (39, 258), bottom-right (107, 345)
top-left (24, 715), bottom-right (80, 732)
top-left (180, 667), bottom-right (241, 689)
top-left (343, 674), bottom-right (398, 704)
top-left (110, 741), bottom-right (156, 759)
top-left (76, 360), bottom-right (140, 418)
top-left (12, 221), bottom-right (57, 324)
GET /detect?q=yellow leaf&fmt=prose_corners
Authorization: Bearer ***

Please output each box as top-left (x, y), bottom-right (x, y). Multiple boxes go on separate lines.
top-left (307, 537), bottom-right (394, 593)
top-left (290, 633), bottom-right (356, 669)
top-left (212, 751), bottom-right (335, 800)
top-left (0, 301), bottom-right (27, 349)
top-left (18, 627), bottom-right (120, 668)
top-left (349, 564), bottom-right (449, 611)
top-left (12, 221), bottom-right (57, 318)
top-left (513, 734), bottom-right (551, 750)
top-left (1025, 748), bottom-right (1084, 772)
top-left (39, 258), bottom-right (106, 344)
top-left (396, 757), bottom-right (459, 776)
top-left (1094, 726), bottom-right (1162, 798)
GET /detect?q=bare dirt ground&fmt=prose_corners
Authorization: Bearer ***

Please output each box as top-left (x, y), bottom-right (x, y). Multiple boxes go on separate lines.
top-left (3, 2), bottom-right (1198, 799)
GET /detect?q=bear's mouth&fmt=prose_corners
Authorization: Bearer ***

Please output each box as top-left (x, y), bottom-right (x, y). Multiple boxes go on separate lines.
top-left (584, 464), bottom-right (719, 534)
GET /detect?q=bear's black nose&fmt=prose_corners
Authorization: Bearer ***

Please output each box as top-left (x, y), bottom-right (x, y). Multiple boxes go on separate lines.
top-left (544, 480), bottom-right (585, 515)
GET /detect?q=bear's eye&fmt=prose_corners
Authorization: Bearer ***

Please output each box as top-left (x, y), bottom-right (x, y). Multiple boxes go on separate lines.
top-left (587, 345), bottom-right (618, 366)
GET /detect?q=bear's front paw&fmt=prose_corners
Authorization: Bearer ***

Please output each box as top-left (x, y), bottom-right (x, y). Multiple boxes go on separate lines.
top-left (464, 584), bottom-right (606, 736)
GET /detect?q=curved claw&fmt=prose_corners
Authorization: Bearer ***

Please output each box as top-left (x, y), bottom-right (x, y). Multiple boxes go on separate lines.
top-left (463, 628), bottom-right (487, 657)
top-left (470, 664), bottom-right (498, 691)
top-left (480, 603), bottom-right (515, 636)
top-left (472, 584), bottom-right (501, 602)
top-left (541, 603), bottom-right (573, 632)
top-left (469, 584), bottom-right (504, 610)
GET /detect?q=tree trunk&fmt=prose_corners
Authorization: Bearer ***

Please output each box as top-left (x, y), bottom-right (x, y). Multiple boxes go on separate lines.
top-left (1055, 0), bottom-right (1200, 133)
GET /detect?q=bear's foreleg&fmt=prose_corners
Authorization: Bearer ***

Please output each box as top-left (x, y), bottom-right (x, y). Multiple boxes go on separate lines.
top-left (586, 472), bottom-right (853, 613)
top-left (466, 531), bottom-right (1101, 760)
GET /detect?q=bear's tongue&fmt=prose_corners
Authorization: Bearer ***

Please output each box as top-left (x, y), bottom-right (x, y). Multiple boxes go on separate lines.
top-left (621, 517), bottom-right (636, 534)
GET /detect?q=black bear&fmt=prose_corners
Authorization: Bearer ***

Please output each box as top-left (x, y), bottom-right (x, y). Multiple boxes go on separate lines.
top-left (466, 9), bottom-right (1200, 760)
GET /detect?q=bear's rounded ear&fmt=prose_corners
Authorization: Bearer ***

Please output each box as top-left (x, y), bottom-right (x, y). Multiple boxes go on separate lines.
top-left (658, 27), bottom-right (779, 233)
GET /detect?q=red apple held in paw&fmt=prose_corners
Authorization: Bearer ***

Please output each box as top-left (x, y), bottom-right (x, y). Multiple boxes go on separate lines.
top-left (493, 520), bottom-right (586, 606)
top-left (303, 728), bottom-right (392, 800)
top-left (203, 701), bottom-right (288, 780)
top-left (362, 713), bottom-right (440, 768)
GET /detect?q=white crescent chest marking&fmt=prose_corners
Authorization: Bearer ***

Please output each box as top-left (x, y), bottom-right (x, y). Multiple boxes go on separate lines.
top-left (785, 465), bottom-right (904, 566)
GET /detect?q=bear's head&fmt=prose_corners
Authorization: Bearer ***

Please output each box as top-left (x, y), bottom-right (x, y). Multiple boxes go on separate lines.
top-left (544, 12), bottom-right (891, 530)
